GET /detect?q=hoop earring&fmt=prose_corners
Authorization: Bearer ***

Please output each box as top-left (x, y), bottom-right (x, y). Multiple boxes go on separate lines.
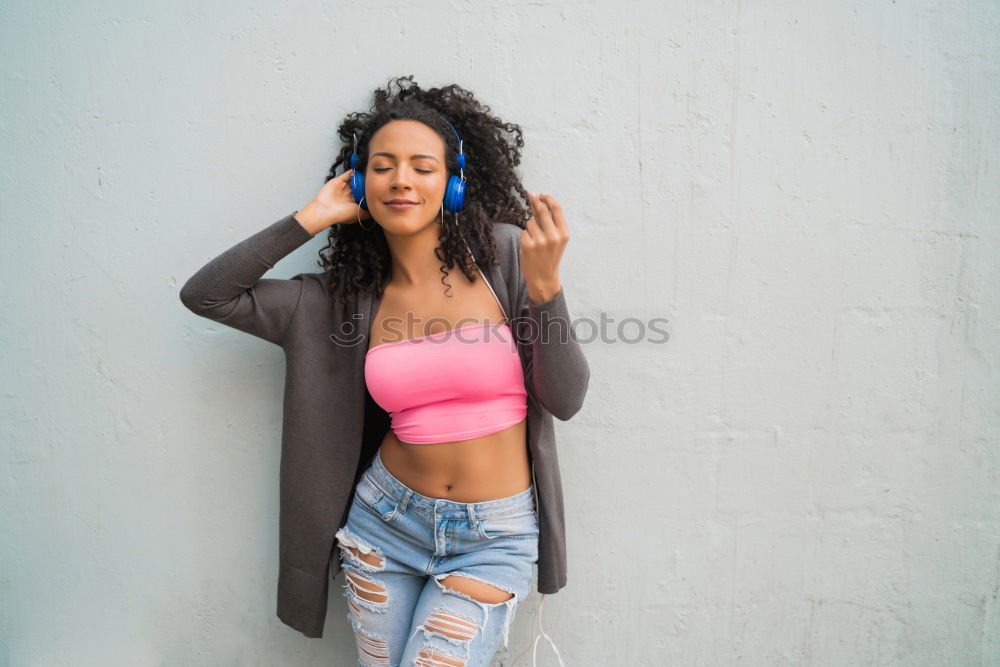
top-left (358, 196), bottom-right (375, 231)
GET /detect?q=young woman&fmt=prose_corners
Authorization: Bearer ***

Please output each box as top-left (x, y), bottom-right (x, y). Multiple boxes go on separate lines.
top-left (180, 75), bottom-right (589, 665)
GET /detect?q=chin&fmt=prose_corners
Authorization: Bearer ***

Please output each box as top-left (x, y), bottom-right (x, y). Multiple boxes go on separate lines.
top-left (374, 208), bottom-right (440, 232)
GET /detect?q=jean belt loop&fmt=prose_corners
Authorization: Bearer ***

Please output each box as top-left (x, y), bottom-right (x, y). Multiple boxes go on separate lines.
top-left (466, 503), bottom-right (478, 529)
top-left (399, 489), bottom-right (411, 513)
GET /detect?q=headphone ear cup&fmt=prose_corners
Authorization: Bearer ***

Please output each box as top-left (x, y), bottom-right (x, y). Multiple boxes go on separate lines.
top-left (350, 171), bottom-right (368, 210)
top-left (443, 175), bottom-right (465, 213)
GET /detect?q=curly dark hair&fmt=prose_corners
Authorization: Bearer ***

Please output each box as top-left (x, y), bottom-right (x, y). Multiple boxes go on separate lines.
top-left (316, 75), bottom-right (532, 306)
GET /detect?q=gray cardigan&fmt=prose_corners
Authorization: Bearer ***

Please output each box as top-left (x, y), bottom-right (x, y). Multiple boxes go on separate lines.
top-left (179, 212), bottom-right (590, 638)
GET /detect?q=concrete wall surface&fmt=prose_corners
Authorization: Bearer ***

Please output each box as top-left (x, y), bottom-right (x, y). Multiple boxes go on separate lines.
top-left (2, 0), bottom-right (998, 665)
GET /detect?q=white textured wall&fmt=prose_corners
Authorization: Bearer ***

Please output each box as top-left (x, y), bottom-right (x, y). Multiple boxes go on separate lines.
top-left (2, 1), bottom-right (998, 665)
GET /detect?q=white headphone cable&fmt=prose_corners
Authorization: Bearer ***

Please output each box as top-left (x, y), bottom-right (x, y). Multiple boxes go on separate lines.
top-left (510, 593), bottom-right (566, 666)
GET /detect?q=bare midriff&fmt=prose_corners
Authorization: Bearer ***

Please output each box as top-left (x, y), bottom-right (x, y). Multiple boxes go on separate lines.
top-left (370, 254), bottom-right (532, 503)
top-left (377, 419), bottom-right (531, 503)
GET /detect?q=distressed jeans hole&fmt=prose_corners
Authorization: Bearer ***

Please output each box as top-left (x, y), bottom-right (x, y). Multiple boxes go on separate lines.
top-left (424, 608), bottom-right (479, 642)
top-left (416, 646), bottom-right (466, 666)
top-left (335, 527), bottom-right (386, 572)
top-left (347, 596), bottom-right (364, 618)
top-left (340, 543), bottom-right (385, 569)
top-left (346, 569), bottom-right (389, 604)
top-left (353, 626), bottom-right (391, 667)
top-left (439, 574), bottom-right (514, 605)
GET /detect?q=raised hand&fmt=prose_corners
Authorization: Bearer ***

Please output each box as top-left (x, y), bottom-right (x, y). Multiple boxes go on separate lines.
top-left (295, 168), bottom-right (373, 235)
top-left (520, 192), bottom-right (569, 304)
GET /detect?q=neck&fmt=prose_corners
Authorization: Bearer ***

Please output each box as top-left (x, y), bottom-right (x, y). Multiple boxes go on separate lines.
top-left (383, 220), bottom-right (454, 287)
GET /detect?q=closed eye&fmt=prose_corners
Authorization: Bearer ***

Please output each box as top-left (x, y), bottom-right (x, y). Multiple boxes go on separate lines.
top-left (373, 168), bottom-right (433, 174)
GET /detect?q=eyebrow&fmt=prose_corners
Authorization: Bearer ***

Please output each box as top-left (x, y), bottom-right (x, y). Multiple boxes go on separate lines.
top-left (371, 152), bottom-right (440, 163)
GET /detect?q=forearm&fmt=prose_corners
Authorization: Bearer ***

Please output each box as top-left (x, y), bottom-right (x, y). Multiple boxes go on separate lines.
top-left (523, 287), bottom-right (590, 420)
top-left (527, 278), bottom-right (562, 306)
top-left (292, 201), bottom-right (337, 237)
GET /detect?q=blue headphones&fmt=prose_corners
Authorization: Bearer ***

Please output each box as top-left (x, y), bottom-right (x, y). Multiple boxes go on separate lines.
top-left (350, 117), bottom-right (467, 213)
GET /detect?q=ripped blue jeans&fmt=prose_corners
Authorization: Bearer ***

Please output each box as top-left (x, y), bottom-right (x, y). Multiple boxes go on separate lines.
top-left (333, 448), bottom-right (539, 667)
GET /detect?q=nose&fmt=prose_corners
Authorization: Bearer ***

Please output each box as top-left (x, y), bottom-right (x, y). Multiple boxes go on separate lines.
top-left (389, 168), bottom-right (414, 193)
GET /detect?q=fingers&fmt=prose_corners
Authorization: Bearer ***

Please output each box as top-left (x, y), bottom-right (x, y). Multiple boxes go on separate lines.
top-left (526, 191), bottom-right (564, 241)
top-left (538, 193), bottom-right (567, 235)
top-left (524, 192), bottom-right (543, 243)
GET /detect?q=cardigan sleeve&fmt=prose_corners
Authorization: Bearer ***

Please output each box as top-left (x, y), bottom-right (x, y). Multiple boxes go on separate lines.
top-left (515, 284), bottom-right (591, 420)
top-left (495, 221), bottom-right (590, 420)
top-left (179, 212), bottom-right (316, 347)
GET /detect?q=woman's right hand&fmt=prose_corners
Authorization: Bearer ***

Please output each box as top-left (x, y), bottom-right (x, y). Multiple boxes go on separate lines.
top-left (295, 168), bottom-right (373, 235)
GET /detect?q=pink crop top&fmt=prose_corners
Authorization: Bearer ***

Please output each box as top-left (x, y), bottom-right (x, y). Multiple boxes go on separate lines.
top-left (364, 321), bottom-right (528, 444)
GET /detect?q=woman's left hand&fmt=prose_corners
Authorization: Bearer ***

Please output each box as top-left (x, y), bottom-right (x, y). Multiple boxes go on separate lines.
top-left (521, 192), bottom-right (569, 305)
